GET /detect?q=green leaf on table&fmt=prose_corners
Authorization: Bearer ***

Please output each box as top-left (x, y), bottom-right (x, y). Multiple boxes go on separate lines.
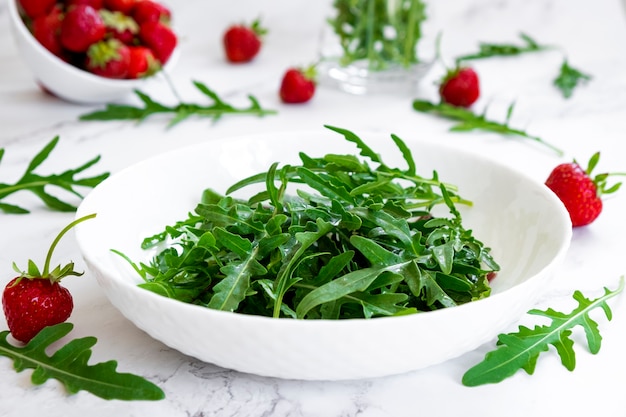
top-left (79, 81), bottom-right (277, 127)
top-left (455, 32), bottom-right (551, 63)
top-left (553, 59), bottom-right (592, 98)
top-left (0, 137), bottom-right (109, 214)
top-left (462, 276), bottom-right (625, 386)
top-left (412, 100), bottom-right (564, 156)
top-left (0, 322), bottom-right (164, 400)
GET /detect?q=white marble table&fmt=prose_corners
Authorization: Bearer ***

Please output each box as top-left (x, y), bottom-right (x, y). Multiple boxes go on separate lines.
top-left (1, 0), bottom-right (626, 415)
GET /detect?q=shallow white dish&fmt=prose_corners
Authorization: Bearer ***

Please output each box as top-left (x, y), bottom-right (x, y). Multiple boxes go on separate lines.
top-left (7, 0), bottom-right (178, 104)
top-left (75, 129), bottom-right (572, 381)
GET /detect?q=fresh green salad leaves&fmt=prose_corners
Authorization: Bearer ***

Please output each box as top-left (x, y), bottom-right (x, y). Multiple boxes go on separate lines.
top-left (412, 100), bottom-right (564, 155)
top-left (116, 126), bottom-right (499, 320)
top-left (0, 322), bottom-right (164, 400)
top-left (553, 59), bottom-right (592, 98)
top-left (455, 32), bottom-right (550, 63)
top-left (79, 81), bottom-right (277, 128)
top-left (463, 276), bottom-right (624, 386)
top-left (0, 137), bottom-right (109, 214)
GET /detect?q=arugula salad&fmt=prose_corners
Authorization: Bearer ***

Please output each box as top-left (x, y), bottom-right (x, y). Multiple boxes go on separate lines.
top-left (117, 126), bottom-right (499, 319)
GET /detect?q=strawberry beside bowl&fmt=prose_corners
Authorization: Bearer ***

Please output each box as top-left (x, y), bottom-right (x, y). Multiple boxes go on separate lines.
top-left (7, 0), bottom-right (179, 104)
top-left (74, 129), bottom-right (572, 381)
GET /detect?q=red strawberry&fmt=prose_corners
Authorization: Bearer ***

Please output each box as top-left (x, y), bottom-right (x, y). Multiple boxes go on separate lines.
top-left (17, 0), bottom-right (57, 19)
top-left (65, 0), bottom-right (104, 9)
top-left (100, 9), bottom-right (139, 45)
top-left (223, 19), bottom-right (266, 63)
top-left (439, 67), bottom-right (480, 108)
top-left (59, 4), bottom-right (106, 53)
top-left (545, 153), bottom-right (624, 227)
top-left (139, 20), bottom-right (177, 64)
top-left (132, 0), bottom-right (171, 25)
top-left (127, 45), bottom-right (160, 79)
top-left (279, 66), bottom-right (316, 104)
top-left (86, 39), bottom-right (131, 78)
top-left (103, 0), bottom-right (136, 14)
top-left (31, 5), bottom-right (64, 57)
top-left (2, 214), bottom-right (96, 343)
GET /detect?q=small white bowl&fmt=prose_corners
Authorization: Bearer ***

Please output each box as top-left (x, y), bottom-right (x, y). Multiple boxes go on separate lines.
top-left (7, 0), bottom-right (178, 104)
top-left (75, 129), bottom-right (572, 381)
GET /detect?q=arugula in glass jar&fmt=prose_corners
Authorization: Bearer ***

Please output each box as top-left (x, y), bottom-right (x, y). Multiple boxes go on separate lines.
top-left (328, 0), bottom-right (427, 70)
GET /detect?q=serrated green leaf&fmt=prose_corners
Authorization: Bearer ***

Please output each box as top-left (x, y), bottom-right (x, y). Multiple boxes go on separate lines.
top-left (0, 137), bottom-right (109, 214)
top-left (0, 323), bottom-right (164, 400)
top-left (296, 265), bottom-right (394, 318)
top-left (350, 235), bottom-right (403, 265)
top-left (213, 227), bottom-right (252, 258)
top-left (412, 99), bottom-right (563, 156)
top-left (553, 59), bottom-right (591, 99)
top-left (323, 125), bottom-right (382, 163)
top-left (463, 277), bottom-right (624, 386)
top-left (208, 246), bottom-right (267, 312)
top-left (79, 82), bottom-right (276, 126)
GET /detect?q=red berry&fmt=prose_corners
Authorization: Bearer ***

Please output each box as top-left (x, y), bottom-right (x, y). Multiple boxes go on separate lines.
top-left (2, 278), bottom-right (73, 343)
top-left (439, 67), bottom-right (480, 108)
top-left (31, 5), bottom-right (64, 57)
top-left (545, 153), bottom-right (623, 227)
top-left (17, 0), bottom-right (57, 19)
top-left (279, 66), bottom-right (316, 104)
top-left (126, 45), bottom-right (159, 79)
top-left (65, 0), bottom-right (104, 9)
top-left (1, 214), bottom-right (96, 344)
top-left (132, 0), bottom-right (171, 25)
top-left (103, 0), bottom-right (136, 14)
top-left (86, 39), bottom-right (131, 79)
top-left (100, 9), bottom-right (139, 45)
top-left (59, 4), bottom-right (106, 53)
top-left (139, 20), bottom-right (177, 64)
top-left (223, 20), bottom-right (266, 63)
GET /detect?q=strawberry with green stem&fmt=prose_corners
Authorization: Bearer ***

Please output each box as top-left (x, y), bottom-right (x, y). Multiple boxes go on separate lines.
top-left (86, 38), bottom-right (131, 79)
top-left (545, 153), bottom-right (625, 227)
top-left (223, 18), bottom-right (267, 63)
top-left (439, 67), bottom-right (480, 107)
top-left (279, 65), bottom-right (317, 104)
top-left (435, 34), bottom-right (480, 108)
top-left (2, 213), bottom-right (96, 343)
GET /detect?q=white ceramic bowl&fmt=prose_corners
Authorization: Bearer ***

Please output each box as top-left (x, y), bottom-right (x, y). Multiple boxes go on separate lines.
top-left (74, 129), bottom-right (572, 381)
top-left (7, 0), bottom-right (178, 104)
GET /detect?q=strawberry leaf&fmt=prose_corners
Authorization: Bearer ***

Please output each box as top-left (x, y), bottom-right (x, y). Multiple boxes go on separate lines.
top-left (0, 323), bottom-right (164, 401)
top-left (462, 276), bottom-right (624, 386)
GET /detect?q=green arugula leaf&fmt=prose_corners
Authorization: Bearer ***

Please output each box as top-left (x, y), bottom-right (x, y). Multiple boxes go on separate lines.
top-left (455, 32), bottom-right (551, 63)
top-left (0, 137), bottom-right (109, 214)
top-left (207, 245), bottom-right (267, 312)
top-left (462, 276), bottom-right (624, 386)
top-left (79, 81), bottom-right (277, 127)
top-left (0, 323), bottom-right (164, 400)
top-left (412, 100), bottom-right (564, 156)
top-left (119, 127), bottom-right (499, 320)
top-left (553, 59), bottom-right (592, 98)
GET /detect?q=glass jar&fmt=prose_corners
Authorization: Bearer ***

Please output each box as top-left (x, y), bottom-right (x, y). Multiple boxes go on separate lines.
top-left (318, 0), bottom-right (431, 95)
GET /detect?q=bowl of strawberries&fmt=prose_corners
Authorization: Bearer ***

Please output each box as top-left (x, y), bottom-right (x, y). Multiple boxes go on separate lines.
top-left (8, 0), bottom-right (179, 104)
